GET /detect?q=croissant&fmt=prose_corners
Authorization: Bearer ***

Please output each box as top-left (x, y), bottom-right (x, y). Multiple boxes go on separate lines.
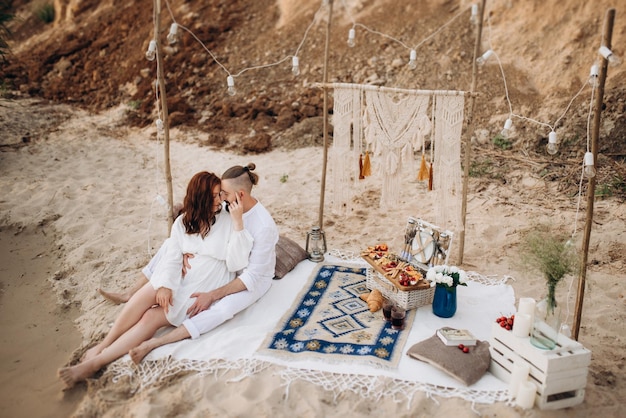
top-left (367, 289), bottom-right (383, 312)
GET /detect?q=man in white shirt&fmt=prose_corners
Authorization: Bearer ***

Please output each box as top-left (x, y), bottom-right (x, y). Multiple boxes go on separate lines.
top-left (102, 163), bottom-right (279, 362)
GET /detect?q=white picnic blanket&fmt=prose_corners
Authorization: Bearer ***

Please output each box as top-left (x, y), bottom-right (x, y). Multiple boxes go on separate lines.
top-left (107, 253), bottom-right (515, 405)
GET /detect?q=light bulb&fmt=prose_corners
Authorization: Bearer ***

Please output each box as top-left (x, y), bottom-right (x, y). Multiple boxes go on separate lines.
top-left (476, 49), bottom-right (493, 66)
top-left (156, 118), bottom-right (164, 134)
top-left (347, 28), bottom-right (356, 48)
top-left (589, 63), bottom-right (599, 87)
top-left (598, 46), bottom-right (621, 67)
top-left (583, 151), bottom-right (596, 179)
top-left (291, 56), bottom-right (300, 76)
top-left (547, 131), bottom-right (558, 155)
top-left (408, 49), bottom-right (417, 69)
top-left (500, 118), bottom-right (513, 138)
top-left (167, 23), bottom-right (178, 45)
top-left (145, 40), bottom-right (157, 61)
top-left (470, 4), bottom-right (479, 25)
top-left (226, 75), bottom-right (236, 96)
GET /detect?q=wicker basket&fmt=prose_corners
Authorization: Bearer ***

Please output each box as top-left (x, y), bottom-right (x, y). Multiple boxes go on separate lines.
top-left (366, 268), bottom-right (435, 310)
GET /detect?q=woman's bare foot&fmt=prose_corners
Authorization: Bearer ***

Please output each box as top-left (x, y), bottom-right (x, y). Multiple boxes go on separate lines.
top-left (98, 288), bottom-right (130, 305)
top-left (81, 342), bottom-right (105, 362)
top-left (58, 362), bottom-right (98, 389)
top-left (129, 341), bottom-right (154, 364)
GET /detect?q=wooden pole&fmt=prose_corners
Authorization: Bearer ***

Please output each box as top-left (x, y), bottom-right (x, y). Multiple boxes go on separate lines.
top-left (458, 0), bottom-right (486, 264)
top-left (318, 0), bottom-right (334, 230)
top-left (155, 0), bottom-right (174, 233)
top-left (573, 8), bottom-right (615, 341)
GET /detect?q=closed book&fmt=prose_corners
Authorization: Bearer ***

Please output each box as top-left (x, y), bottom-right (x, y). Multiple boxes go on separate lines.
top-left (436, 327), bottom-right (477, 346)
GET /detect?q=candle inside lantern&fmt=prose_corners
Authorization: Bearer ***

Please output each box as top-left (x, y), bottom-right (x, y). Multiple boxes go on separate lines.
top-left (516, 380), bottom-right (536, 409)
top-left (512, 312), bottom-right (532, 337)
top-left (509, 361), bottom-right (530, 397)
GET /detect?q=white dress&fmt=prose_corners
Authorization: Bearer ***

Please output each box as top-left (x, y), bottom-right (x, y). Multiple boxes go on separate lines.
top-left (150, 211), bottom-right (253, 326)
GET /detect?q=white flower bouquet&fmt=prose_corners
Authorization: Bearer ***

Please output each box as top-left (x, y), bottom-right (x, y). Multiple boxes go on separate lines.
top-left (426, 265), bottom-right (468, 289)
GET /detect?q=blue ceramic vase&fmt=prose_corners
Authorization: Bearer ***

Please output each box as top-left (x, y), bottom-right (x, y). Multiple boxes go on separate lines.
top-left (432, 284), bottom-right (457, 318)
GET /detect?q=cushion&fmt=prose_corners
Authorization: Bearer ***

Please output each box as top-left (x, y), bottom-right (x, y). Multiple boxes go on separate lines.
top-left (406, 333), bottom-right (491, 386)
top-left (273, 235), bottom-right (308, 279)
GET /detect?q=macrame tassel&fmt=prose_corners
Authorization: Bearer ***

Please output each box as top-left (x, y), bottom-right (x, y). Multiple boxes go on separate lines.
top-left (359, 154), bottom-right (365, 180)
top-left (417, 153), bottom-right (428, 181)
top-left (363, 151), bottom-right (372, 177)
top-left (428, 162), bottom-right (434, 191)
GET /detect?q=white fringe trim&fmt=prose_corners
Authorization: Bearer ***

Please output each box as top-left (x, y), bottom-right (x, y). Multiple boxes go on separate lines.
top-left (105, 357), bottom-right (510, 407)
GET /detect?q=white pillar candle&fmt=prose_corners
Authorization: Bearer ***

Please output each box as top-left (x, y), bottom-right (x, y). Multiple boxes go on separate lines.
top-left (516, 380), bottom-right (536, 409)
top-left (512, 312), bottom-right (532, 337)
top-left (508, 361), bottom-right (530, 397)
top-left (518, 298), bottom-right (536, 323)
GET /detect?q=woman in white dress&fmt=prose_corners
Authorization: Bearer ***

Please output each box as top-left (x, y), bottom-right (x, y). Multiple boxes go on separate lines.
top-left (59, 171), bottom-right (253, 388)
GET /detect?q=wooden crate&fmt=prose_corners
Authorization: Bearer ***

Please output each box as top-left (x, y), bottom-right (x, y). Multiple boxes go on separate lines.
top-left (489, 322), bottom-right (591, 410)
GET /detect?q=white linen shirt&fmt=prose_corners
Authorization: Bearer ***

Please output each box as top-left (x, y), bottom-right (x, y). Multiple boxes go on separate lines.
top-left (237, 201), bottom-right (279, 293)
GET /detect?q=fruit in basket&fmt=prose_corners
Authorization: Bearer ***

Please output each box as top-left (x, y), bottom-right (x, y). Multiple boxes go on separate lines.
top-left (396, 265), bottom-right (424, 287)
top-left (374, 243), bottom-right (388, 252)
top-left (361, 243), bottom-right (390, 260)
top-left (398, 271), bottom-right (411, 287)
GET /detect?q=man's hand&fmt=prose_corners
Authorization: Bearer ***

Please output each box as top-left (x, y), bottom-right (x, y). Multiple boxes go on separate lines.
top-left (186, 290), bottom-right (219, 317)
top-left (156, 287), bottom-right (173, 314)
top-left (228, 192), bottom-right (244, 231)
top-left (182, 253), bottom-right (194, 277)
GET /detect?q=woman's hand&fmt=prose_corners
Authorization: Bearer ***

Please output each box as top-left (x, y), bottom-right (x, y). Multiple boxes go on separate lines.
top-left (182, 253), bottom-right (194, 277)
top-left (228, 192), bottom-right (244, 231)
top-left (156, 287), bottom-right (173, 314)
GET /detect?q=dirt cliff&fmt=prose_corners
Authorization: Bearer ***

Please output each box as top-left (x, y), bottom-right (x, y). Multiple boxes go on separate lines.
top-left (1, 0), bottom-right (625, 197)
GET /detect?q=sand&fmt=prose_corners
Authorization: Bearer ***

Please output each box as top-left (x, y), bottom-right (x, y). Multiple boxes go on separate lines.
top-left (0, 99), bottom-right (624, 417)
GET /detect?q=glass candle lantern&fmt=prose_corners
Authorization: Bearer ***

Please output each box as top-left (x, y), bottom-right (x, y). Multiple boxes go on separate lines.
top-left (305, 226), bottom-right (327, 262)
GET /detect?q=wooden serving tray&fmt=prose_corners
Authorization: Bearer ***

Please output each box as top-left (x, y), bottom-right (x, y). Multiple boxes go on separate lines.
top-left (362, 254), bottom-right (431, 291)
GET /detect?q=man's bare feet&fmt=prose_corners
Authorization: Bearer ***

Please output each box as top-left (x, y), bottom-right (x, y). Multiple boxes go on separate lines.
top-left (98, 288), bottom-right (130, 305)
top-left (129, 341), bottom-right (153, 364)
top-left (58, 362), bottom-right (98, 389)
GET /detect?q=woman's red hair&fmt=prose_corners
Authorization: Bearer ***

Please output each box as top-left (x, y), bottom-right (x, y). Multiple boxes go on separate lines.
top-left (182, 171), bottom-right (221, 238)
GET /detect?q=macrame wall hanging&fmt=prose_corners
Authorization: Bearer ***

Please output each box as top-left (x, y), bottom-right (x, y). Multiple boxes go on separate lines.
top-left (330, 85), bottom-right (362, 214)
top-left (364, 89), bottom-right (431, 206)
top-left (432, 93), bottom-right (465, 234)
top-left (329, 83), bottom-right (465, 233)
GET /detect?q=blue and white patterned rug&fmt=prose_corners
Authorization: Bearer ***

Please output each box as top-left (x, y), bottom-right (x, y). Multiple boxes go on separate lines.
top-left (259, 263), bottom-right (416, 368)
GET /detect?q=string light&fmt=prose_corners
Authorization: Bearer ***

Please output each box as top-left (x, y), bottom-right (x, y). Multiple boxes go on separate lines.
top-left (292, 56), bottom-right (300, 76)
top-left (156, 118), bottom-right (164, 134)
top-left (152, 0), bottom-right (596, 167)
top-left (500, 118), bottom-right (513, 138)
top-left (470, 4), bottom-right (479, 25)
top-left (145, 40), bottom-right (157, 61)
top-left (226, 75), bottom-right (236, 96)
top-left (588, 63), bottom-right (599, 87)
top-left (546, 131), bottom-right (558, 155)
top-left (167, 23), bottom-right (178, 44)
top-left (347, 28), bottom-right (356, 48)
top-left (408, 49), bottom-right (417, 69)
top-left (476, 49), bottom-right (494, 66)
top-left (583, 152), bottom-right (596, 179)
top-left (598, 45), bottom-right (622, 67)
